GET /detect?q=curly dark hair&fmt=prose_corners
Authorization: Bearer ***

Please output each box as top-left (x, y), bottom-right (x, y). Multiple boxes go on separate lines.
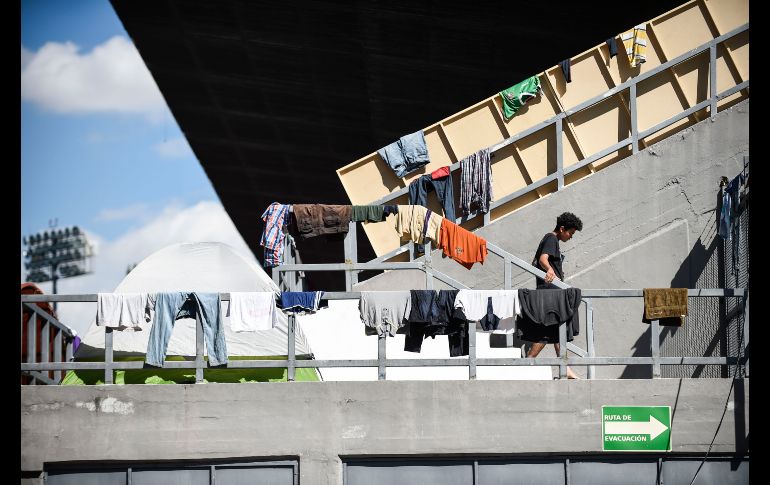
top-left (555, 212), bottom-right (583, 231)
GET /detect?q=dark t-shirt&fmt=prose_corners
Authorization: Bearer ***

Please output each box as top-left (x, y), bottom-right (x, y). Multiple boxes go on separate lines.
top-left (533, 232), bottom-right (564, 288)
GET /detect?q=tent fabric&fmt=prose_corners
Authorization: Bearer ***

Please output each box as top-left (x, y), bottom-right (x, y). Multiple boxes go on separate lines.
top-left (76, 242), bottom-right (312, 360)
top-left (61, 356), bottom-right (319, 385)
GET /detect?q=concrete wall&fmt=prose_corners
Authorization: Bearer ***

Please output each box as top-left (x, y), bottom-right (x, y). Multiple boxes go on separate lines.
top-left (355, 100), bottom-right (749, 379)
top-left (21, 378), bottom-right (748, 484)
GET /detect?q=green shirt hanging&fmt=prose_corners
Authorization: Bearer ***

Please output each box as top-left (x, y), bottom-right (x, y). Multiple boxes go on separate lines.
top-left (499, 76), bottom-right (541, 121)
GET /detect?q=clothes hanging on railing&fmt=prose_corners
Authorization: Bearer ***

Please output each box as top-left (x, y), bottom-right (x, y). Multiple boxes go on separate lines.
top-left (395, 205), bottom-right (442, 246)
top-left (227, 292), bottom-right (277, 332)
top-left (293, 204), bottom-right (352, 239)
top-left (279, 291), bottom-right (326, 314)
top-left (621, 24), bottom-right (647, 67)
top-left (403, 289), bottom-right (468, 356)
top-left (359, 291), bottom-right (411, 337)
top-left (560, 59), bottom-right (572, 83)
top-left (479, 296), bottom-right (512, 333)
top-left (408, 172), bottom-right (456, 223)
top-left (606, 37), bottom-right (618, 58)
top-left (459, 147), bottom-right (493, 215)
top-left (383, 205), bottom-right (399, 218)
top-left (351, 205), bottom-right (385, 222)
top-left (404, 290), bottom-right (439, 352)
top-left (499, 75), bottom-right (542, 121)
top-left (642, 288), bottom-right (687, 327)
top-left (145, 292), bottom-right (227, 367)
top-left (516, 288), bottom-right (582, 343)
top-left (377, 130), bottom-right (431, 178)
top-left (454, 290), bottom-right (520, 329)
top-left (718, 173), bottom-right (744, 240)
top-left (96, 293), bottom-right (152, 330)
top-left (718, 171), bottom-right (746, 274)
top-left (431, 166), bottom-right (451, 180)
top-left (439, 218), bottom-right (487, 269)
top-left (260, 202), bottom-right (291, 268)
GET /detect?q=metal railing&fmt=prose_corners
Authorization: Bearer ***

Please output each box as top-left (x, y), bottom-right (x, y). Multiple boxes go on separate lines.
top-left (21, 25), bottom-right (749, 386)
top-left (21, 301), bottom-right (78, 385)
top-left (272, 240), bottom-right (747, 380)
top-left (363, 23), bottom-right (748, 265)
top-left (22, 287), bottom-right (747, 384)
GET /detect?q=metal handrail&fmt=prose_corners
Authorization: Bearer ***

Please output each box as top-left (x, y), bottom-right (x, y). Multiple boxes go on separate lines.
top-left (22, 25), bottom-right (750, 385)
top-left (362, 23), bottom-right (748, 262)
top-left (21, 288), bottom-right (747, 384)
top-left (21, 300), bottom-right (78, 385)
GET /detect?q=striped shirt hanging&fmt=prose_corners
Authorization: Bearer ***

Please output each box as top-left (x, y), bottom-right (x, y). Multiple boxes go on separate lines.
top-left (260, 202), bottom-right (290, 268)
top-left (621, 24), bottom-right (647, 68)
top-left (459, 148), bottom-right (493, 215)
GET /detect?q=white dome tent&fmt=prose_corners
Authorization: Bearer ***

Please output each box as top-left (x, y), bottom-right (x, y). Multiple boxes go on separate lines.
top-left (69, 242), bottom-right (315, 384)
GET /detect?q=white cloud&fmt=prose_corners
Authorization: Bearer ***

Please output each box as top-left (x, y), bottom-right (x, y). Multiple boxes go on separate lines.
top-left (21, 36), bottom-right (168, 120)
top-left (94, 203), bottom-right (151, 223)
top-left (21, 45), bottom-right (33, 70)
top-left (154, 136), bottom-right (193, 159)
top-left (28, 201), bottom-right (255, 335)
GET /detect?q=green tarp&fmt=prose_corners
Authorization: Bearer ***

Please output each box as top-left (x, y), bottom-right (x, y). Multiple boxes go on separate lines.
top-left (61, 356), bottom-right (320, 385)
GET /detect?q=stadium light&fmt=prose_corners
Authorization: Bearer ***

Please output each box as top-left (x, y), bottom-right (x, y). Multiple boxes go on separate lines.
top-left (22, 225), bottom-right (94, 308)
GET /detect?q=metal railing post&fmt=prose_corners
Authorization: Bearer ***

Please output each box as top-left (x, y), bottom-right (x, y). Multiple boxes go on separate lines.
top-left (650, 319), bottom-right (661, 378)
top-left (65, 338), bottom-right (73, 362)
top-left (41, 318), bottom-right (50, 382)
top-left (195, 310), bottom-right (204, 383)
top-left (558, 323), bottom-right (568, 379)
top-left (586, 299), bottom-right (596, 380)
top-left (344, 221), bottom-right (354, 291)
top-left (469, 322), bottom-right (477, 380)
top-left (504, 258), bottom-right (512, 289)
top-left (350, 221), bottom-right (359, 287)
top-left (284, 237), bottom-right (293, 291)
top-left (104, 327), bottom-right (114, 384)
top-left (27, 311), bottom-right (37, 385)
top-left (424, 240), bottom-right (434, 290)
top-left (272, 266), bottom-right (280, 290)
top-left (378, 335), bottom-right (386, 380)
top-left (288, 313), bottom-right (296, 381)
top-left (53, 327), bottom-right (62, 383)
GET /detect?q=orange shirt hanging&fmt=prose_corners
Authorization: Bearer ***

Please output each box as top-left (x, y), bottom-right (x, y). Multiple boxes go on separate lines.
top-left (439, 219), bottom-right (487, 269)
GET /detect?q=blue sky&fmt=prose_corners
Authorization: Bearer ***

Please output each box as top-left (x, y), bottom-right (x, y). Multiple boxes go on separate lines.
top-left (21, 0), bottom-right (253, 333)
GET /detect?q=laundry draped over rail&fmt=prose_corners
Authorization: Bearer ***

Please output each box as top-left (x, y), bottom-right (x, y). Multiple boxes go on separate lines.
top-left (259, 203), bottom-right (487, 269)
top-left (98, 288), bottom-right (593, 361)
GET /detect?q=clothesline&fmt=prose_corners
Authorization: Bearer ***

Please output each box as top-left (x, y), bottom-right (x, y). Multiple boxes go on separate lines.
top-left (76, 286), bottom-right (736, 367)
top-left (262, 203), bottom-right (488, 270)
top-left (92, 288), bottom-right (579, 364)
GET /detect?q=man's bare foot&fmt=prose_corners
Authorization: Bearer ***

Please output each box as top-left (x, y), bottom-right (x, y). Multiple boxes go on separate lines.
top-left (566, 367), bottom-right (580, 379)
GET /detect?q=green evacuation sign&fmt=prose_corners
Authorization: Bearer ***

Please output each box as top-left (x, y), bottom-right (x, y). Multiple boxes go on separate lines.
top-left (602, 406), bottom-right (671, 451)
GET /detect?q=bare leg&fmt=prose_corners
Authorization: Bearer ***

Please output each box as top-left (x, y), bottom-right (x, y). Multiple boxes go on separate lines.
top-left (553, 343), bottom-right (580, 379)
top-left (527, 342), bottom-right (547, 357)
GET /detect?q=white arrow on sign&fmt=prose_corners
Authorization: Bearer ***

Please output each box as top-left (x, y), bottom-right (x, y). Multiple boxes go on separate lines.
top-left (605, 416), bottom-right (668, 440)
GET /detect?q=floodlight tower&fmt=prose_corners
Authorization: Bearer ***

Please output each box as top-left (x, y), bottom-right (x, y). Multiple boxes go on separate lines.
top-left (22, 225), bottom-right (94, 310)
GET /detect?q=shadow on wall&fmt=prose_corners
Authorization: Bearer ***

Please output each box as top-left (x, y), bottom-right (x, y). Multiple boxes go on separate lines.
top-left (618, 230), bottom-right (718, 379)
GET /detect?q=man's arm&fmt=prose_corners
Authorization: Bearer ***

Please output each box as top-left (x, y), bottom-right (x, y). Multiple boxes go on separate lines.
top-left (539, 253), bottom-right (559, 283)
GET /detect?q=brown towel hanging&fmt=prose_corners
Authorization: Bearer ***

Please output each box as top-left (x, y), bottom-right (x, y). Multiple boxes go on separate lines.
top-left (642, 288), bottom-right (688, 326)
